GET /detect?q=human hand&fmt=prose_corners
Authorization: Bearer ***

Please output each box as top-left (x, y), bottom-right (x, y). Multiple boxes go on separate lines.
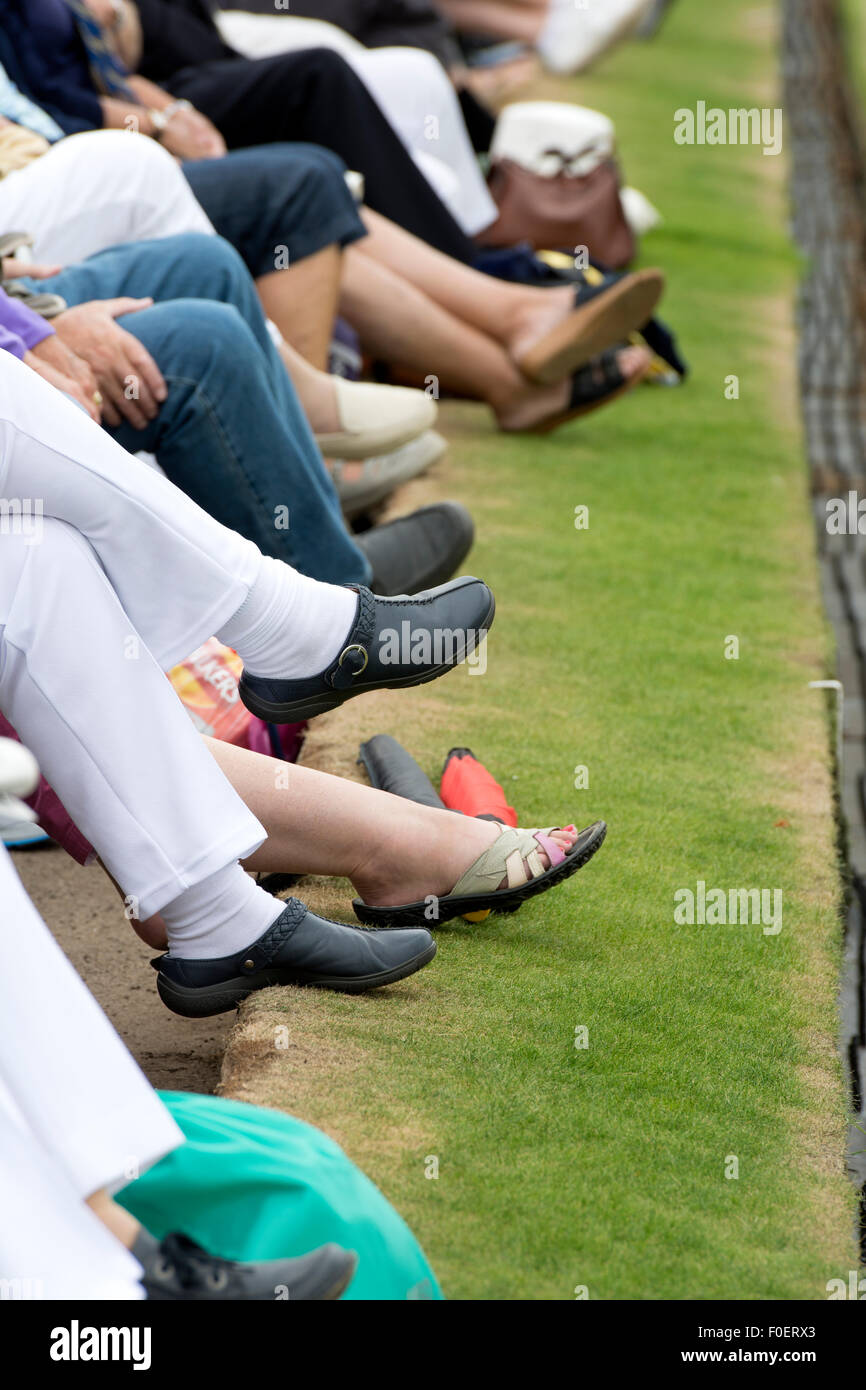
top-left (24, 341), bottom-right (102, 423)
top-left (2, 258), bottom-right (63, 280)
top-left (53, 298), bottom-right (166, 429)
top-left (159, 106), bottom-right (226, 160)
top-left (84, 0), bottom-right (121, 25)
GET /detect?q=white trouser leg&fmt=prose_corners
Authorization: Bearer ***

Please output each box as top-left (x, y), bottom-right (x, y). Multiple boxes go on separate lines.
top-left (217, 12), bottom-right (498, 236)
top-left (0, 1097), bottom-right (144, 1300)
top-left (350, 47), bottom-right (498, 235)
top-left (217, 11), bottom-right (366, 59)
top-left (0, 351), bottom-right (261, 669)
top-left (0, 844), bottom-right (183, 1192)
top-left (0, 521), bottom-right (266, 916)
top-left (0, 130), bottom-right (215, 267)
top-left (0, 845), bottom-right (182, 1298)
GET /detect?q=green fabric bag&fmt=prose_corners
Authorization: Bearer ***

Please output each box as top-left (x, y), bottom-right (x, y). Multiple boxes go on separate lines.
top-left (116, 1091), bottom-right (442, 1302)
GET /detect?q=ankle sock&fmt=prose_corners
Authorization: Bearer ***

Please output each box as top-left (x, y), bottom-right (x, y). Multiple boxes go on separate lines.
top-left (161, 862), bottom-right (286, 960)
top-left (217, 555), bottom-right (358, 680)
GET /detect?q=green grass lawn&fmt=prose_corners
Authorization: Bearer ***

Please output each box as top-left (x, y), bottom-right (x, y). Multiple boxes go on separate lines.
top-left (223, 0), bottom-right (858, 1298)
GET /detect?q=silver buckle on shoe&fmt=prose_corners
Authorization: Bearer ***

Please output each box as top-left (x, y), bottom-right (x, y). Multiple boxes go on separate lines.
top-left (338, 643), bottom-right (369, 674)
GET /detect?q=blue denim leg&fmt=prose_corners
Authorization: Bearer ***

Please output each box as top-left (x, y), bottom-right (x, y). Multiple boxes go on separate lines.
top-left (107, 299), bottom-right (369, 584)
top-left (26, 237), bottom-right (371, 583)
top-left (31, 233), bottom-right (291, 401)
top-left (182, 143), bottom-right (366, 278)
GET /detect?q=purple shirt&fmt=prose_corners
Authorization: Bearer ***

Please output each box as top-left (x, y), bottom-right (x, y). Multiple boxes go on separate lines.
top-left (0, 286), bottom-right (55, 359)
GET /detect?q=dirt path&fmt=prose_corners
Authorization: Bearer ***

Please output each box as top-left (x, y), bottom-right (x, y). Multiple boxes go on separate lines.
top-left (13, 844), bottom-right (230, 1093)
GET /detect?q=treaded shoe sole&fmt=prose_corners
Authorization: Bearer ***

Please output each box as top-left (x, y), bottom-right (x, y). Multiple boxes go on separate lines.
top-left (518, 271), bottom-right (664, 386)
top-left (352, 822), bottom-right (607, 928)
top-left (240, 589), bottom-right (495, 724)
top-left (156, 938), bottom-right (437, 1018)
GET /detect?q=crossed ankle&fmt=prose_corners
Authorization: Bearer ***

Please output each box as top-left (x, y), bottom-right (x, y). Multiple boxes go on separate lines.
top-left (217, 558), bottom-right (358, 682)
top-left (162, 865), bottom-right (285, 961)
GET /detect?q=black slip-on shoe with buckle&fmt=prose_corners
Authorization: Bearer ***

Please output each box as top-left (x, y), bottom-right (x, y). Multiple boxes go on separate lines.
top-left (134, 1229), bottom-right (357, 1301)
top-left (153, 898), bottom-right (436, 1018)
top-left (238, 574), bottom-right (494, 724)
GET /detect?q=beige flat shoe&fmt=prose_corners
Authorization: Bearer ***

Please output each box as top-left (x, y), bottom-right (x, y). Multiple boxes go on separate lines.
top-left (316, 378), bottom-right (437, 460)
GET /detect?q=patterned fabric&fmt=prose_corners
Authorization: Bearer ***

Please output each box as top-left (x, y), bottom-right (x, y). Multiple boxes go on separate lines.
top-left (62, 0), bottom-right (136, 100)
top-left (0, 124), bottom-right (52, 182)
top-left (0, 60), bottom-right (64, 140)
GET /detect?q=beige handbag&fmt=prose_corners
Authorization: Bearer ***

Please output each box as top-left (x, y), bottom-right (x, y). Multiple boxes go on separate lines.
top-left (0, 123), bottom-right (50, 181)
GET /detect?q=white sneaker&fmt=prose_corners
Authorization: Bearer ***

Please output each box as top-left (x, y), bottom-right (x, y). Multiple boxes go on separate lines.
top-left (2, 815), bottom-right (49, 848)
top-left (0, 738), bottom-right (39, 798)
top-left (0, 738), bottom-right (40, 840)
top-left (332, 430), bottom-right (448, 519)
top-left (315, 378), bottom-right (437, 461)
top-left (538, 0), bottom-right (655, 76)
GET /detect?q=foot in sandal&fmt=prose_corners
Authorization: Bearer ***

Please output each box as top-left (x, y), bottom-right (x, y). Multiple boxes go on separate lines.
top-left (497, 344), bottom-right (650, 433)
top-left (352, 819), bottom-right (606, 928)
top-left (508, 268), bottom-right (664, 386)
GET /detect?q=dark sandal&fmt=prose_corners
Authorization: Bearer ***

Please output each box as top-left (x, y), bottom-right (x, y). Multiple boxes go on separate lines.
top-left (526, 348), bottom-right (650, 435)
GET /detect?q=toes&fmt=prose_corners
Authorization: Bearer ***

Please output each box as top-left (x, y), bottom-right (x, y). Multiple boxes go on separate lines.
top-left (549, 824), bottom-right (579, 853)
top-left (616, 344), bottom-right (651, 381)
top-left (495, 824), bottom-right (580, 890)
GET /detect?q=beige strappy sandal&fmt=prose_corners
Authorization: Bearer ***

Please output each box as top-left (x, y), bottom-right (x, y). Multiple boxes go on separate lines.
top-left (353, 820), bottom-right (606, 928)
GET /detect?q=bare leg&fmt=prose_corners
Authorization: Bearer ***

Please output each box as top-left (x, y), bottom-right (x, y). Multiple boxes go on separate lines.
top-left (341, 247), bottom-right (648, 429)
top-left (358, 207), bottom-right (574, 363)
top-left (134, 738), bottom-right (581, 945)
top-left (208, 738), bottom-right (577, 906)
top-left (256, 243), bottom-right (342, 371)
top-left (275, 337), bottom-right (341, 435)
top-left (455, 53), bottom-right (540, 107)
top-left (86, 1189), bottom-right (141, 1251)
top-left (340, 246), bottom-right (572, 428)
top-left (438, 0), bottom-right (546, 42)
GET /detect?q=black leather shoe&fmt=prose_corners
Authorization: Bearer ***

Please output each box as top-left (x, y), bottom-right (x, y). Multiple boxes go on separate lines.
top-left (134, 1229), bottom-right (357, 1301)
top-left (355, 500), bottom-right (475, 595)
top-left (153, 898), bottom-right (436, 1018)
top-left (239, 574), bottom-right (494, 723)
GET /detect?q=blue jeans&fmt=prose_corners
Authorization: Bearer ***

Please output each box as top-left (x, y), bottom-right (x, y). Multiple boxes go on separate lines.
top-left (27, 234), bottom-right (370, 586)
top-left (182, 143), bottom-right (366, 279)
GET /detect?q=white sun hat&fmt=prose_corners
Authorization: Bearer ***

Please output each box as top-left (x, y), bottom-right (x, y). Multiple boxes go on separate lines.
top-left (491, 102), bottom-right (615, 177)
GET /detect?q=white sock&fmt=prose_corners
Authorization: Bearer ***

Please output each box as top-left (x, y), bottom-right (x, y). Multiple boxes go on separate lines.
top-left (162, 862), bottom-right (286, 960)
top-left (217, 555), bottom-right (358, 680)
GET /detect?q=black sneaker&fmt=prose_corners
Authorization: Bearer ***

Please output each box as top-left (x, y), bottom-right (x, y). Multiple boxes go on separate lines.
top-left (134, 1230), bottom-right (356, 1301)
top-left (153, 898), bottom-right (436, 1018)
